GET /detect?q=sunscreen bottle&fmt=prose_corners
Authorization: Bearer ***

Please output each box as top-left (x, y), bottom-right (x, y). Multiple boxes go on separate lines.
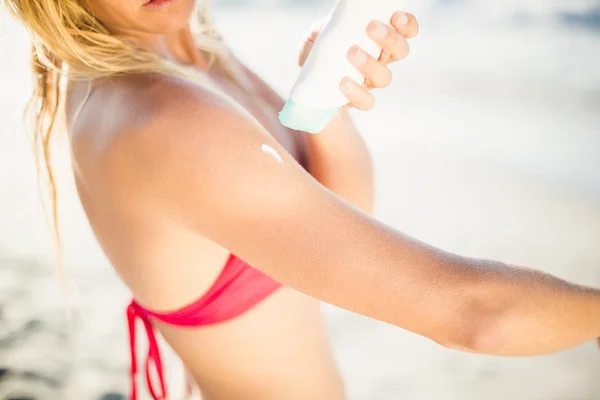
top-left (279, 0), bottom-right (400, 133)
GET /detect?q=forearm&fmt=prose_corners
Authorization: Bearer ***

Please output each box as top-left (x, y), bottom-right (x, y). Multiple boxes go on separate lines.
top-left (305, 112), bottom-right (600, 355)
top-left (306, 108), bottom-right (374, 214)
top-left (461, 258), bottom-right (600, 356)
top-left (264, 204), bottom-right (600, 356)
top-left (302, 113), bottom-right (600, 355)
top-left (309, 227), bottom-right (600, 356)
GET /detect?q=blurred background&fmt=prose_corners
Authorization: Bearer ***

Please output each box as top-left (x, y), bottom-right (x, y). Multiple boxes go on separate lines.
top-left (1, 0), bottom-right (600, 399)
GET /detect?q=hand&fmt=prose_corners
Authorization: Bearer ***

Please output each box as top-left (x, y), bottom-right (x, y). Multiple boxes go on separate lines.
top-left (298, 11), bottom-right (420, 111)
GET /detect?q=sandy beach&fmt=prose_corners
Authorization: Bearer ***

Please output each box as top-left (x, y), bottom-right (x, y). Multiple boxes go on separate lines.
top-left (1, 1), bottom-right (599, 399)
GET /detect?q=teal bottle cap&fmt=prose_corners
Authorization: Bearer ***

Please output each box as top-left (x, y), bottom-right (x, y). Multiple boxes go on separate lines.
top-left (278, 98), bottom-right (341, 134)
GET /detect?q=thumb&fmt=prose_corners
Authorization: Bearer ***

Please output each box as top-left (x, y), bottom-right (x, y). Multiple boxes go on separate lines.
top-left (297, 18), bottom-right (327, 67)
top-left (298, 38), bottom-right (315, 67)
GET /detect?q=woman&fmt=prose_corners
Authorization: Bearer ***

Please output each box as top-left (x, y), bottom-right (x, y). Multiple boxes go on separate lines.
top-left (3, 0), bottom-right (600, 399)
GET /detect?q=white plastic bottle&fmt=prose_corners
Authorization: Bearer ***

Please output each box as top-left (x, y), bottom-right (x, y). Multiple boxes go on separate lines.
top-left (278, 0), bottom-right (401, 133)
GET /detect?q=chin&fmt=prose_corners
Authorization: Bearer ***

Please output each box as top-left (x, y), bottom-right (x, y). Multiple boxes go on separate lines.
top-left (139, 0), bottom-right (197, 34)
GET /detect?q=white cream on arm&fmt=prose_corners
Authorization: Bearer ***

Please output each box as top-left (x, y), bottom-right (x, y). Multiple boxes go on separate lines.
top-left (279, 0), bottom-right (402, 133)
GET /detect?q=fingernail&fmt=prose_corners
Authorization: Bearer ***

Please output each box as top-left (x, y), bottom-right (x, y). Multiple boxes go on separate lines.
top-left (342, 78), bottom-right (357, 94)
top-left (374, 21), bottom-right (387, 38)
top-left (354, 48), bottom-right (367, 64)
top-left (395, 12), bottom-right (409, 26)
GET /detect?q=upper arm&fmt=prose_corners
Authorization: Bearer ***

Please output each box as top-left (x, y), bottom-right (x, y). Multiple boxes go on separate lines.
top-left (116, 78), bottom-right (478, 346)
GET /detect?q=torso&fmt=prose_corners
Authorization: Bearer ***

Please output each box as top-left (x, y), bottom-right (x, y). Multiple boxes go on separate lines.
top-left (66, 58), bottom-right (346, 399)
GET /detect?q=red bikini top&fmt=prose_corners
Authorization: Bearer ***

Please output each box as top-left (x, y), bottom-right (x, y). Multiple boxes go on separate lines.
top-left (126, 254), bottom-right (282, 399)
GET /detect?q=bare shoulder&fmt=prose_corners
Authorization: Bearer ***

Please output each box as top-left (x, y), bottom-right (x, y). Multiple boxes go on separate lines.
top-left (71, 69), bottom-right (306, 225)
top-left (69, 72), bottom-right (244, 159)
top-left (69, 72), bottom-right (274, 202)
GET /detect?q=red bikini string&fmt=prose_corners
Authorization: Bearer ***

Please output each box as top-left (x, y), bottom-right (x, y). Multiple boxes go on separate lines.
top-left (127, 302), bottom-right (167, 400)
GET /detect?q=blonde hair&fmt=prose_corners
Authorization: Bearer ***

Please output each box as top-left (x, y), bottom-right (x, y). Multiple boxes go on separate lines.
top-left (2, 0), bottom-right (248, 265)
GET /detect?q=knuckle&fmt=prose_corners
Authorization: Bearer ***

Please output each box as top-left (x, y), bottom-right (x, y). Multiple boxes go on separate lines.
top-left (394, 40), bottom-right (409, 60)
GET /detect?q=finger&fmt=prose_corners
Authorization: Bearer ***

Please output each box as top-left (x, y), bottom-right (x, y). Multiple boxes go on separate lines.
top-left (299, 18), bottom-right (327, 67)
top-left (298, 39), bottom-right (313, 67)
top-left (366, 20), bottom-right (410, 62)
top-left (347, 46), bottom-right (392, 89)
top-left (340, 77), bottom-right (375, 111)
top-left (390, 11), bottom-right (419, 39)
top-left (306, 18), bottom-right (326, 43)
top-left (378, 49), bottom-right (393, 65)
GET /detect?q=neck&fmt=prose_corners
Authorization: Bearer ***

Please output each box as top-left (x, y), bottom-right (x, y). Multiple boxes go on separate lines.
top-left (119, 25), bottom-right (208, 69)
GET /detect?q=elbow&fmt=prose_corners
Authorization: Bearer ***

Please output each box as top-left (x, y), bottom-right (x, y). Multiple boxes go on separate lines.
top-left (435, 297), bottom-right (507, 355)
top-left (441, 325), bottom-right (503, 355)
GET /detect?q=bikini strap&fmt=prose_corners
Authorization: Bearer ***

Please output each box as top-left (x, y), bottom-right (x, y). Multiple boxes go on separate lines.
top-left (127, 301), bottom-right (167, 400)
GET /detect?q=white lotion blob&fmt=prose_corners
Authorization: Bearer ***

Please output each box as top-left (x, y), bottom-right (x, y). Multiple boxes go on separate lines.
top-left (261, 144), bottom-right (284, 164)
